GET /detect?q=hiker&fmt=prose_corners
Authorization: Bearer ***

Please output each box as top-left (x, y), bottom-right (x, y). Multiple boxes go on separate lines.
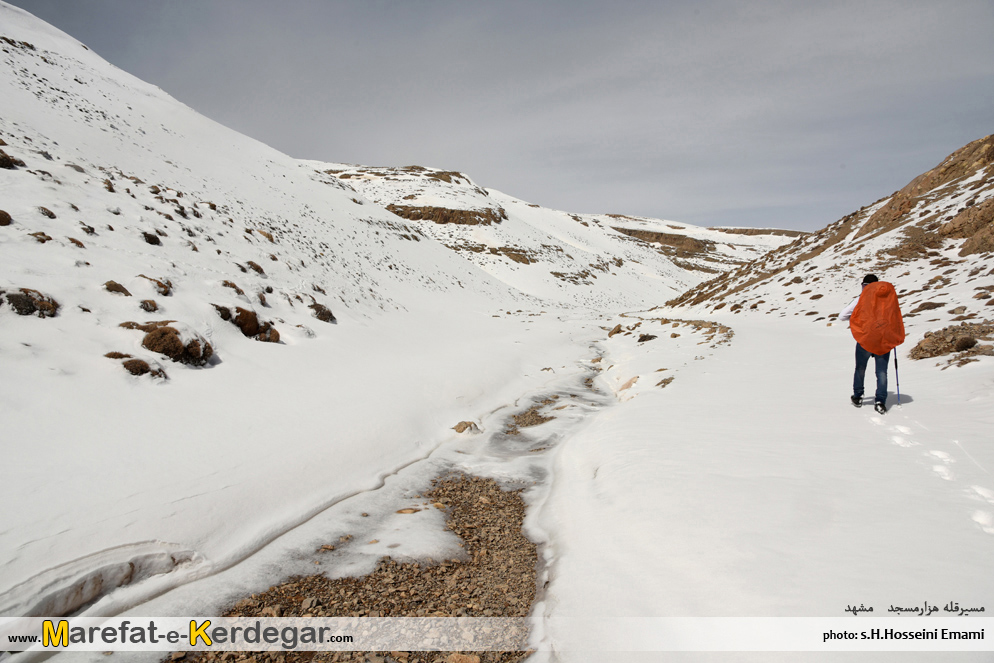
top-left (839, 274), bottom-right (905, 414)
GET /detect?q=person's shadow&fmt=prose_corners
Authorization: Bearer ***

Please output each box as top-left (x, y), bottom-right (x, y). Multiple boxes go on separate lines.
top-left (886, 392), bottom-right (914, 407)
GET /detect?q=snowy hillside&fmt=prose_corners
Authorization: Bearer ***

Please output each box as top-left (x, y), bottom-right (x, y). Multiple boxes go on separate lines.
top-left (307, 161), bottom-right (797, 308)
top-left (667, 135), bottom-right (994, 358)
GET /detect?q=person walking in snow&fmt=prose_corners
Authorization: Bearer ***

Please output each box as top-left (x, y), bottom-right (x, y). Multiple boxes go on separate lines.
top-left (839, 274), bottom-right (905, 414)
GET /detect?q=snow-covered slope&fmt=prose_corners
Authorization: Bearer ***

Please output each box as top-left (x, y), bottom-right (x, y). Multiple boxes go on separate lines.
top-left (312, 162), bottom-right (798, 309)
top-left (667, 135), bottom-right (994, 342)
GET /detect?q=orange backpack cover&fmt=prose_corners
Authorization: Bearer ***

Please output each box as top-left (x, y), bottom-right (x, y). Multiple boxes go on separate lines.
top-left (850, 281), bottom-right (905, 355)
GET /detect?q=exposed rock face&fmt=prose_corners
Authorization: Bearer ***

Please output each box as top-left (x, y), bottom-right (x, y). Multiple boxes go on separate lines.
top-left (611, 226), bottom-right (714, 254)
top-left (119, 321), bottom-right (214, 366)
top-left (856, 135), bottom-right (994, 242)
top-left (939, 197), bottom-right (994, 256)
top-left (3, 288), bottom-right (59, 317)
top-left (708, 227), bottom-right (808, 238)
top-left (386, 204), bottom-right (507, 226)
top-left (909, 320), bottom-right (994, 361)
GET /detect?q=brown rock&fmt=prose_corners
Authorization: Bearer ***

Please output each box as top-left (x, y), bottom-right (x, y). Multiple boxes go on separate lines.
top-left (138, 274), bottom-right (173, 296)
top-left (234, 307), bottom-right (260, 336)
top-left (221, 280), bottom-right (244, 295)
top-left (453, 421), bottom-right (479, 434)
top-left (607, 324), bottom-right (623, 337)
top-left (104, 280), bottom-right (132, 296)
top-left (0, 210), bottom-right (11, 226)
top-left (445, 654), bottom-right (481, 663)
top-left (142, 231), bottom-right (161, 246)
top-left (309, 302), bottom-right (336, 323)
top-left (0, 148), bottom-right (26, 169)
top-left (127, 324), bottom-right (214, 366)
top-left (6, 288), bottom-right (59, 317)
top-left (212, 304), bottom-right (232, 320)
top-left (122, 358), bottom-right (167, 378)
top-left (140, 299), bottom-right (158, 312)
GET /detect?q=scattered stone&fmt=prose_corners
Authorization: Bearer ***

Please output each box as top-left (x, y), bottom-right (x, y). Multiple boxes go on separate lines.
top-left (221, 280), bottom-right (245, 295)
top-left (29, 231), bottom-right (52, 243)
top-left (0, 149), bottom-right (26, 169)
top-left (68, 237), bottom-right (85, 248)
top-left (909, 320), bottom-right (994, 366)
top-left (910, 301), bottom-right (945, 313)
top-left (246, 260), bottom-right (265, 275)
top-left (121, 358), bottom-right (167, 378)
top-left (505, 404), bottom-right (553, 435)
top-left (212, 305), bottom-right (280, 342)
top-left (38, 206), bottom-right (55, 219)
top-left (142, 231), bottom-right (161, 245)
top-left (5, 288), bottom-right (59, 317)
top-left (949, 306), bottom-right (967, 314)
top-left (175, 475), bottom-right (534, 663)
top-left (619, 376), bottom-right (639, 391)
top-left (0, 210), bottom-right (11, 226)
top-left (138, 274), bottom-right (173, 296)
top-left (140, 299), bottom-right (158, 312)
top-left (103, 280), bottom-right (131, 296)
top-left (120, 321), bottom-right (214, 366)
top-left (446, 656), bottom-right (480, 663)
top-left (453, 421), bottom-right (480, 434)
top-left (309, 302), bottom-right (337, 323)
top-left (607, 324), bottom-right (623, 337)
top-left (637, 334), bottom-right (657, 343)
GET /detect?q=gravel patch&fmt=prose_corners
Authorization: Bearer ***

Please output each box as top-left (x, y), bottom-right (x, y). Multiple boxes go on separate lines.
top-left (175, 475), bottom-right (537, 663)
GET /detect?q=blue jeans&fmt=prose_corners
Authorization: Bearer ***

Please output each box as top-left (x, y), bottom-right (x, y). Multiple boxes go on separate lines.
top-left (854, 343), bottom-right (889, 404)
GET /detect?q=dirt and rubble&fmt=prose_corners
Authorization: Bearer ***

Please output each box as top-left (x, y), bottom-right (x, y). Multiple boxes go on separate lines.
top-left (909, 319), bottom-right (994, 368)
top-left (172, 475), bottom-right (537, 663)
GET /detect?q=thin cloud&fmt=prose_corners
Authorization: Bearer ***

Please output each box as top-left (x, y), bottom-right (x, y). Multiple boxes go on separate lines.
top-left (9, 0), bottom-right (994, 230)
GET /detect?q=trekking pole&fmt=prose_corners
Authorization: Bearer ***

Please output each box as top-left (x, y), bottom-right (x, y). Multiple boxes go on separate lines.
top-left (895, 351), bottom-right (901, 407)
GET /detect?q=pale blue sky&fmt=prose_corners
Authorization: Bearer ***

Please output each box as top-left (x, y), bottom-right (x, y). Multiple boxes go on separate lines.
top-left (8, 0), bottom-right (993, 230)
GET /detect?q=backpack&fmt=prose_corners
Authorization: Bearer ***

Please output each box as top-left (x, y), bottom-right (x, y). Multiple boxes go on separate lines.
top-left (850, 281), bottom-right (905, 355)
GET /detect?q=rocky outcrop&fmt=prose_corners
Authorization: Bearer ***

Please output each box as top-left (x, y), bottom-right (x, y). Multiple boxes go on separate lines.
top-left (611, 226), bottom-right (714, 254)
top-left (386, 204), bottom-right (507, 226)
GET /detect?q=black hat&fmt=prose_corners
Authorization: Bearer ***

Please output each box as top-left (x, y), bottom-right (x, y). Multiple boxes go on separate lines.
top-left (862, 274), bottom-right (879, 285)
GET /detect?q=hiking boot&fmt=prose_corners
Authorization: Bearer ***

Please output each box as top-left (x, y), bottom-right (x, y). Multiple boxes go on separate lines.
top-left (874, 402), bottom-right (887, 414)
top-left (850, 395), bottom-right (862, 408)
